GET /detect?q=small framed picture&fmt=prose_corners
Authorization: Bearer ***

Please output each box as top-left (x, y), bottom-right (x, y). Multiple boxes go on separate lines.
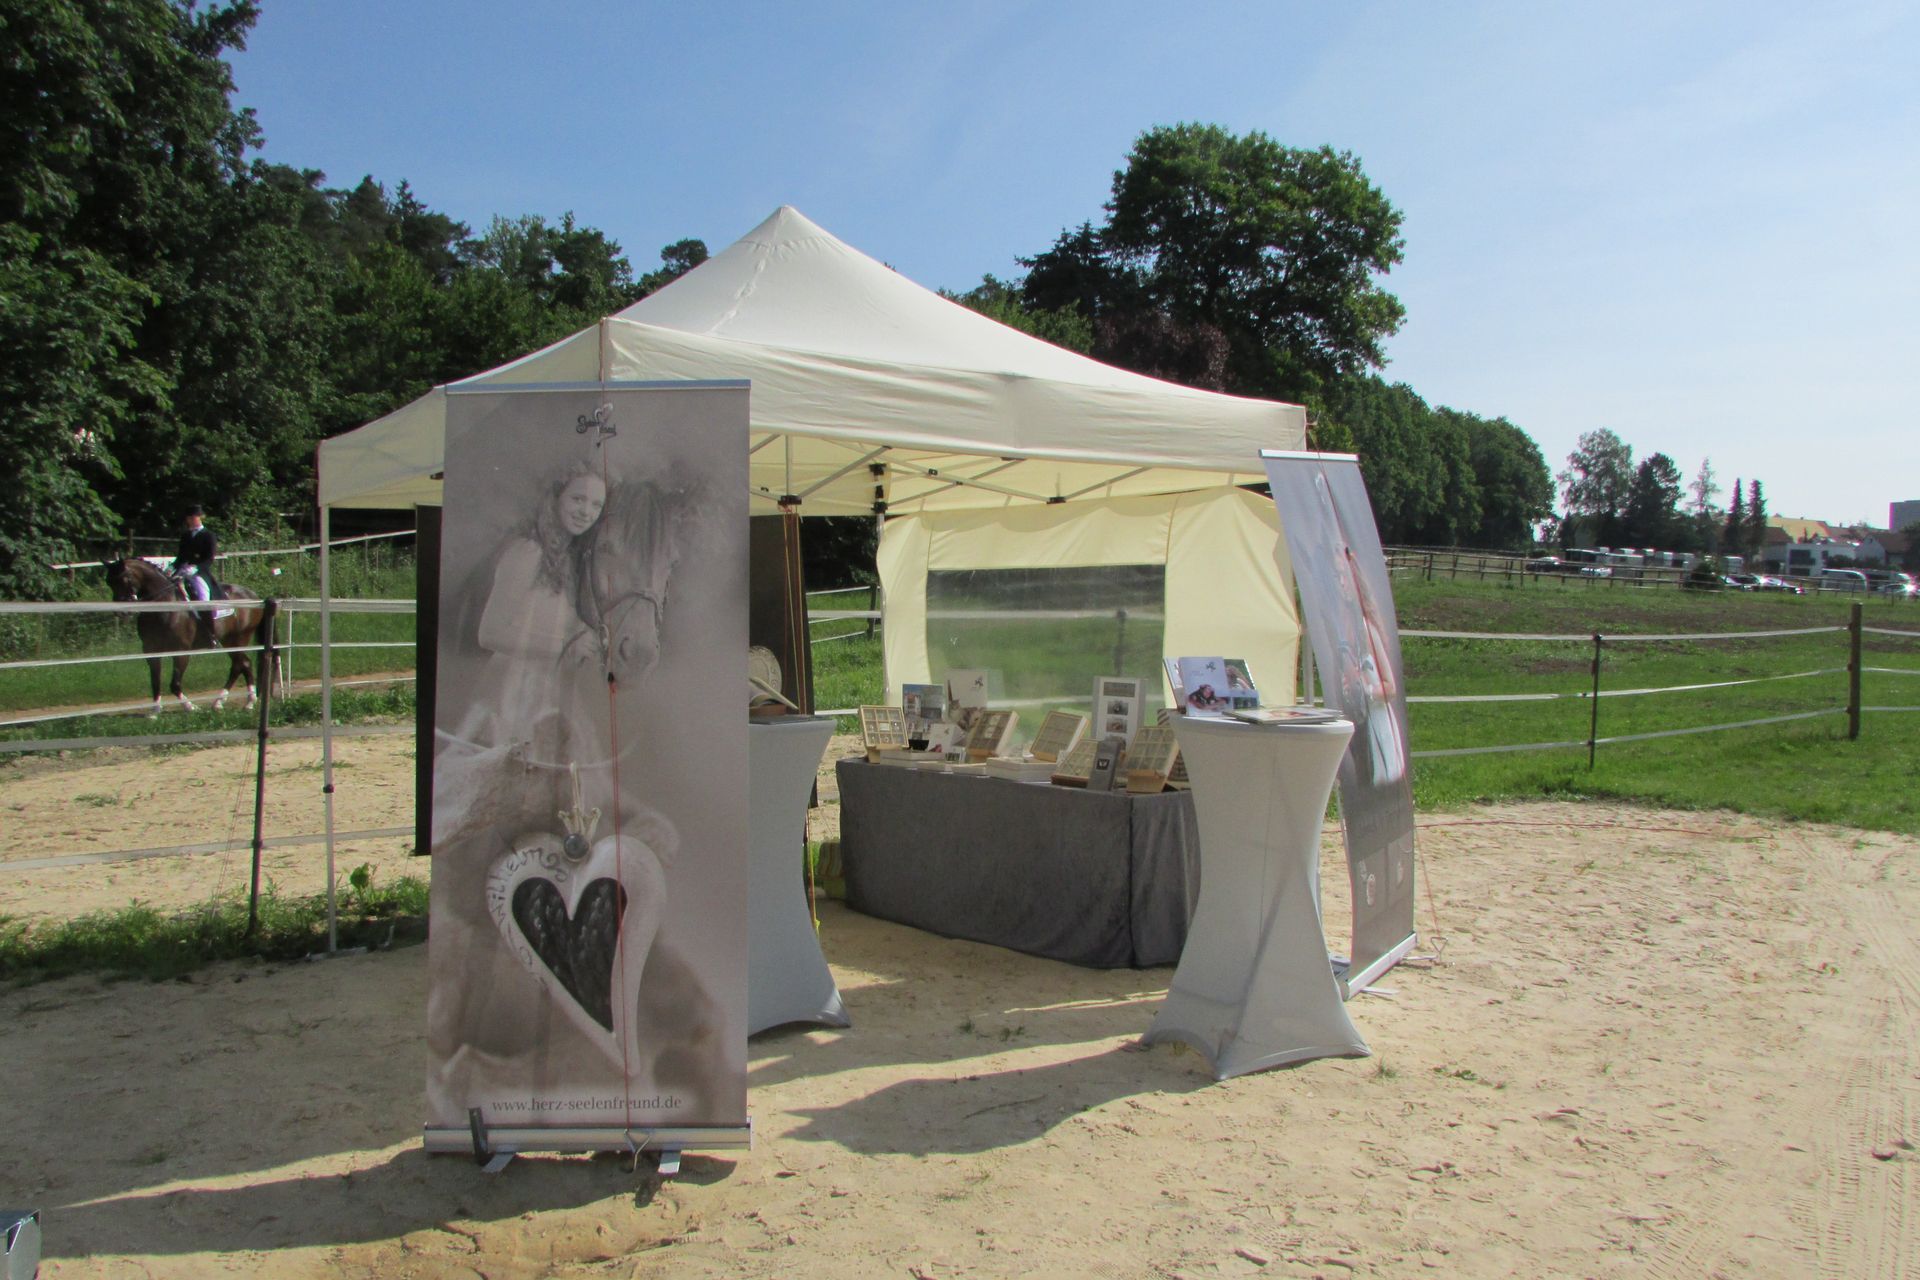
top-left (965, 708), bottom-right (1019, 760)
top-left (860, 704), bottom-right (908, 758)
top-left (1027, 709), bottom-right (1087, 762)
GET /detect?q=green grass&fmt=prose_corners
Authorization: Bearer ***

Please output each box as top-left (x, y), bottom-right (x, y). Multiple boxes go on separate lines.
top-left (1, 543), bottom-right (418, 715)
top-left (1391, 576), bottom-right (1920, 833)
top-left (810, 631), bottom-right (885, 730)
top-left (0, 871), bottom-right (429, 986)
top-left (805, 575), bottom-right (1920, 832)
top-left (0, 683), bottom-right (416, 748)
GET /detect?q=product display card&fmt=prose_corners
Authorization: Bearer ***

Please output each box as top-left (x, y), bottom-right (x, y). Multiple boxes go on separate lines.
top-left (1162, 657), bottom-right (1185, 707)
top-left (945, 669), bottom-right (989, 734)
top-left (1093, 675), bottom-right (1145, 743)
top-left (901, 682), bottom-right (945, 738)
top-left (1176, 657), bottom-right (1226, 713)
top-left (1086, 733), bottom-right (1129, 792)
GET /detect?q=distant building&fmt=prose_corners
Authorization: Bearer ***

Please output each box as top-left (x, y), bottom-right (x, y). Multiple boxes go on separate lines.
top-left (1770, 516), bottom-right (1834, 542)
top-left (1781, 532), bottom-right (1884, 576)
top-left (1892, 499), bottom-right (1920, 532)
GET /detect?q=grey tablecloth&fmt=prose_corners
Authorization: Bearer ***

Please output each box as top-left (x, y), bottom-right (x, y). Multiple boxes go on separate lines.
top-left (835, 759), bottom-right (1201, 968)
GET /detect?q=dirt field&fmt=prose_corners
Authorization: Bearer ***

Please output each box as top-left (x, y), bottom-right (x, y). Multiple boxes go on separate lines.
top-left (3, 734), bottom-right (1917, 1277)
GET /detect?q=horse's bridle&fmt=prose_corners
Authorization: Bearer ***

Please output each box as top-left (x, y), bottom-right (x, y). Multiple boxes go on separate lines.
top-left (578, 540), bottom-right (663, 671)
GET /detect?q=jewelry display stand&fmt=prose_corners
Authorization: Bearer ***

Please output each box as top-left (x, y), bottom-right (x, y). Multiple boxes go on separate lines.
top-left (1144, 715), bottom-right (1368, 1078)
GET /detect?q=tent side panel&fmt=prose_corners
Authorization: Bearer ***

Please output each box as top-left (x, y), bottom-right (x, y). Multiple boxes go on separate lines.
top-left (876, 514), bottom-right (934, 698)
top-left (1163, 488), bottom-right (1299, 705)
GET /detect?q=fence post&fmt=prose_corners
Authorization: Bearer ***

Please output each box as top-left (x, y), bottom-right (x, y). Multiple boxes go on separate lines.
top-left (1848, 602), bottom-right (1863, 740)
top-left (866, 584), bottom-right (877, 639)
top-left (1588, 632), bottom-right (1604, 769)
top-left (246, 598), bottom-right (280, 940)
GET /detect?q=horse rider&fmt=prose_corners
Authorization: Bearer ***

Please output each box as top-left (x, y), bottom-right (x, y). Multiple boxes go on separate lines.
top-left (170, 503), bottom-right (222, 642)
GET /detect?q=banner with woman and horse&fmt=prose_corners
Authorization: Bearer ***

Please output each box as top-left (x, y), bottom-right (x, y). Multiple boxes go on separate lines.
top-left (426, 382), bottom-right (749, 1156)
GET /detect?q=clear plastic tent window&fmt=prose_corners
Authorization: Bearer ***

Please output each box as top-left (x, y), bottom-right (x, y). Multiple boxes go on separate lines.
top-left (925, 565), bottom-right (1169, 748)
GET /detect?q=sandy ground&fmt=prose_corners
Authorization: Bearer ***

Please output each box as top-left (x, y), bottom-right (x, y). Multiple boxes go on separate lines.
top-left (3, 733), bottom-right (1918, 1277)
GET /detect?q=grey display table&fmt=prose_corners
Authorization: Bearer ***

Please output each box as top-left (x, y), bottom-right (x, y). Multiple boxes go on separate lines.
top-left (835, 758), bottom-right (1200, 968)
top-left (749, 717), bottom-right (849, 1034)
top-left (1143, 715), bottom-right (1368, 1078)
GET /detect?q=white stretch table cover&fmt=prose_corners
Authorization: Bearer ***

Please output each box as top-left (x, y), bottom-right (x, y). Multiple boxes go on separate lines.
top-left (1145, 716), bottom-right (1368, 1078)
top-left (749, 717), bottom-right (848, 1035)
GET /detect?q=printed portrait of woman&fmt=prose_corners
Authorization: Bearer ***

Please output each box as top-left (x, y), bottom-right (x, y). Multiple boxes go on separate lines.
top-left (457, 461), bottom-right (607, 763)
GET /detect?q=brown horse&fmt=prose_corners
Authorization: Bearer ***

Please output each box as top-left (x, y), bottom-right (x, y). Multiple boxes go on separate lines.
top-left (104, 558), bottom-right (269, 715)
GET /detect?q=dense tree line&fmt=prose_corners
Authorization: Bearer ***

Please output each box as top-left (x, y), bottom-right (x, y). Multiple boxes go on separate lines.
top-left (0, 0), bottom-right (700, 596)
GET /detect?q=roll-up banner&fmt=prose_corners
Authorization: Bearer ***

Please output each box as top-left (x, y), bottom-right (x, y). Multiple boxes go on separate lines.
top-left (426, 382), bottom-right (750, 1155)
top-left (1261, 450), bottom-right (1417, 999)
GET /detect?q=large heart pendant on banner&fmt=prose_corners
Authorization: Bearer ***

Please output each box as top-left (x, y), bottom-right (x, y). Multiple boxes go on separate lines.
top-left (485, 823), bottom-right (667, 1069)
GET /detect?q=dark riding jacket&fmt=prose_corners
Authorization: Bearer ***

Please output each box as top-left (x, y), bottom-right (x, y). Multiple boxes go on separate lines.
top-left (172, 525), bottom-right (220, 600)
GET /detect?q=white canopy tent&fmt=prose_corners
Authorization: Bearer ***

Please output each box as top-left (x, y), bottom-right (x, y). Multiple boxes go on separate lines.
top-left (311, 206), bottom-right (1310, 939)
top-left (319, 205), bottom-right (1304, 515)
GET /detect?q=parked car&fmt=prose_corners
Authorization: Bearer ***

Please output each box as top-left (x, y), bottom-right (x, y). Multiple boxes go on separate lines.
top-left (1526, 556), bottom-right (1612, 577)
top-left (1755, 576), bottom-right (1805, 595)
top-left (1818, 568), bottom-right (1870, 592)
top-left (1725, 573), bottom-right (1762, 590)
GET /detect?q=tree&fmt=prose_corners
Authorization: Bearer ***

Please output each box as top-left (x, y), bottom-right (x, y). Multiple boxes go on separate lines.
top-left (636, 237), bottom-right (709, 296)
top-left (948, 276), bottom-right (1093, 353)
top-left (0, 0), bottom-right (270, 565)
top-left (0, 228), bottom-right (164, 595)
top-left (1722, 479), bottom-right (1745, 554)
top-left (1457, 414), bottom-right (1553, 548)
top-left (1323, 377), bottom-right (1476, 545)
top-left (1744, 479), bottom-right (1769, 562)
top-left (1020, 124), bottom-right (1404, 404)
top-left (1681, 458), bottom-right (1720, 553)
top-left (1899, 522), bottom-right (1920, 572)
top-left (1556, 429), bottom-right (1633, 546)
top-left (1621, 453), bottom-right (1684, 549)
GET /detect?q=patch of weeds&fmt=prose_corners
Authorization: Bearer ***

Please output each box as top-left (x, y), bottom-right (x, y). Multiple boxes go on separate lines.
top-left (997, 1024), bottom-right (1026, 1042)
top-left (0, 876), bottom-right (430, 986)
top-left (1433, 1063), bottom-right (1508, 1089)
top-left (957, 1017), bottom-right (976, 1035)
top-left (74, 793), bottom-right (119, 807)
top-left (1372, 1057), bottom-right (1398, 1080)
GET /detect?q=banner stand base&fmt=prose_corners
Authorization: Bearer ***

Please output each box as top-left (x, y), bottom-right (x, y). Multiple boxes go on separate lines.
top-left (427, 1115), bottom-right (754, 1177)
top-left (1335, 933), bottom-right (1418, 1001)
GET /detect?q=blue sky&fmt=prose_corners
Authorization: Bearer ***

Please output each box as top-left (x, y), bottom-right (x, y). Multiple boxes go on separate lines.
top-left (229, 1), bottom-right (1918, 527)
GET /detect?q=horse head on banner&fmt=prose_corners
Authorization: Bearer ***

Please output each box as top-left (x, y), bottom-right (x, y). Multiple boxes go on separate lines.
top-left (579, 480), bottom-right (687, 684)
